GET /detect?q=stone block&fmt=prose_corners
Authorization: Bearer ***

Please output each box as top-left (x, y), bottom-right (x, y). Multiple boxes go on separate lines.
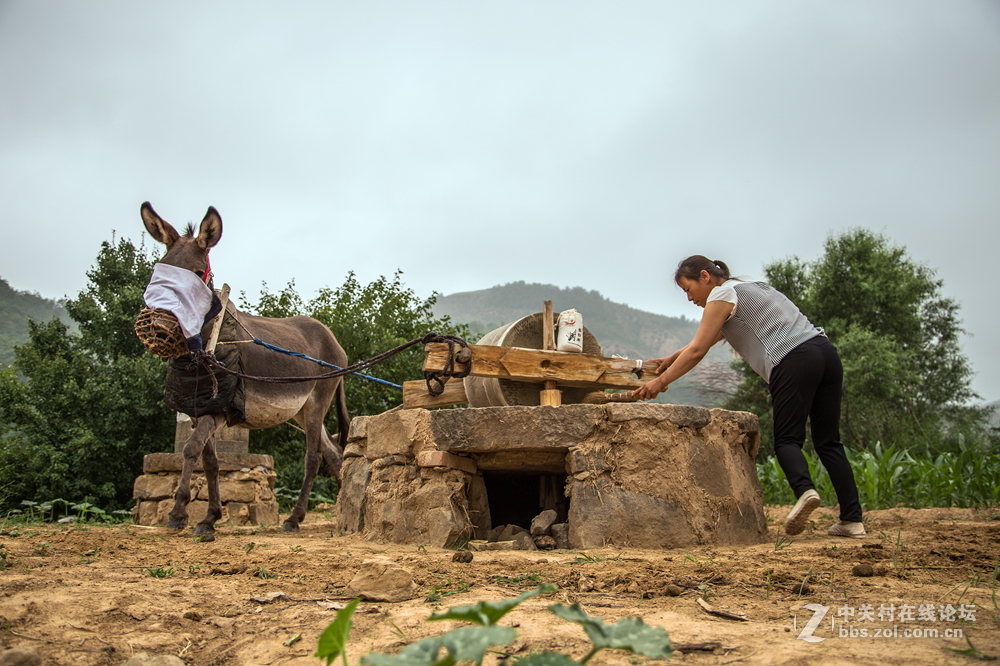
top-left (133, 474), bottom-right (178, 501)
top-left (567, 479), bottom-right (698, 549)
top-left (366, 409), bottom-right (432, 458)
top-left (605, 403), bottom-right (711, 428)
top-left (551, 523), bottom-right (570, 549)
top-left (347, 415), bottom-right (369, 443)
top-left (429, 405), bottom-right (604, 452)
top-left (249, 501), bottom-right (280, 526)
top-left (416, 450), bottom-right (478, 474)
top-left (143, 453), bottom-right (273, 474)
top-left (195, 478), bottom-right (259, 504)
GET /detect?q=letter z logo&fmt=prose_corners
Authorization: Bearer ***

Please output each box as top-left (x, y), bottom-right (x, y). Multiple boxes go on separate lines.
top-left (797, 603), bottom-right (830, 643)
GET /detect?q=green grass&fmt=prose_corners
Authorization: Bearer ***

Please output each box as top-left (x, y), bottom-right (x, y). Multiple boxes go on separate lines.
top-left (757, 441), bottom-right (1000, 509)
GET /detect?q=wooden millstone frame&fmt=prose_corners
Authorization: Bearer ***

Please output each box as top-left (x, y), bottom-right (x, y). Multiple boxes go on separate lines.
top-left (337, 403), bottom-right (767, 549)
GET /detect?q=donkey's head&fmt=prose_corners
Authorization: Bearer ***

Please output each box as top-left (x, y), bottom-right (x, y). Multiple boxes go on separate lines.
top-left (141, 202), bottom-right (222, 279)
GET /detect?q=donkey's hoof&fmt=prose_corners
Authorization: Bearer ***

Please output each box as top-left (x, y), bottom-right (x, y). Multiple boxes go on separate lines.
top-left (193, 532), bottom-right (215, 543)
top-left (281, 521), bottom-right (300, 533)
top-left (166, 518), bottom-right (187, 532)
top-left (193, 524), bottom-right (215, 537)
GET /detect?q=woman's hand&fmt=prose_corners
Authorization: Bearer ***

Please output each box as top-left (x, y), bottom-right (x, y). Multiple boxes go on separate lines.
top-left (631, 376), bottom-right (667, 401)
top-left (647, 357), bottom-right (672, 374)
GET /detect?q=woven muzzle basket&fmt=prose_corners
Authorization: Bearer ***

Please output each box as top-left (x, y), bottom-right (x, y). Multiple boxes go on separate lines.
top-left (134, 307), bottom-right (189, 358)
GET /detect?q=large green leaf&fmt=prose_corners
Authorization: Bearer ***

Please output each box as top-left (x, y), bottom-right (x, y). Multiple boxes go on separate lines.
top-left (516, 653), bottom-right (581, 666)
top-left (429, 584), bottom-right (557, 626)
top-left (314, 597), bottom-right (361, 666)
top-left (361, 626), bottom-right (517, 666)
top-left (548, 604), bottom-right (673, 660)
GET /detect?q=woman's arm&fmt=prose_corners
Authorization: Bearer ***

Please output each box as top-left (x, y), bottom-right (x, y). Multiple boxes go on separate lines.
top-left (631, 301), bottom-right (732, 400)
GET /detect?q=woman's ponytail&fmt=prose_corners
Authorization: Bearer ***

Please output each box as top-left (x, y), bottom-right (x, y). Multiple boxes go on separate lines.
top-left (675, 255), bottom-right (731, 282)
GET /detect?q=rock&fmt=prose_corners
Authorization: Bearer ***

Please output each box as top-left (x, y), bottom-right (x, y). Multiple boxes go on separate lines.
top-left (0, 647), bottom-right (42, 666)
top-left (510, 531), bottom-right (538, 551)
top-left (530, 510), bottom-right (558, 536)
top-left (550, 523), bottom-right (570, 549)
top-left (577, 576), bottom-right (594, 592)
top-left (452, 551), bottom-right (474, 563)
top-left (473, 540), bottom-right (518, 551)
top-left (344, 558), bottom-right (419, 602)
top-left (250, 592), bottom-right (291, 604)
top-left (121, 654), bottom-right (186, 666)
top-left (790, 583), bottom-right (812, 595)
top-left (665, 584), bottom-right (684, 597)
top-left (533, 535), bottom-right (557, 549)
top-left (498, 524), bottom-right (527, 542)
top-left (852, 564), bottom-right (874, 577)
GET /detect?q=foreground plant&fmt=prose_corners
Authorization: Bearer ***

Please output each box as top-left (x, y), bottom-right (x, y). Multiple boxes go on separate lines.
top-left (315, 584), bottom-right (673, 666)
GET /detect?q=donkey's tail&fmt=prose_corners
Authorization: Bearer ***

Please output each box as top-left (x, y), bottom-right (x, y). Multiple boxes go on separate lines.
top-left (335, 379), bottom-right (351, 451)
top-left (318, 381), bottom-right (350, 481)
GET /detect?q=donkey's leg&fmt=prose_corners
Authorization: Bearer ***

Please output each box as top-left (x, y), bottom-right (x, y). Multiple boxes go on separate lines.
top-left (193, 414), bottom-right (227, 541)
top-left (167, 414), bottom-right (224, 531)
top-left (283, 382), bottom-right (338, 532)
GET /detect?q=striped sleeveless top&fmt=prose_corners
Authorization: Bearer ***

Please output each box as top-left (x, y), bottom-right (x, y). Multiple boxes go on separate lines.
top-left (708, 280), bottom-right (823, 382)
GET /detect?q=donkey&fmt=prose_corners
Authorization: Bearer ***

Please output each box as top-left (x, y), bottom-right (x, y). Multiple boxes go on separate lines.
top-left (141, 202), bottom-right (349, 539)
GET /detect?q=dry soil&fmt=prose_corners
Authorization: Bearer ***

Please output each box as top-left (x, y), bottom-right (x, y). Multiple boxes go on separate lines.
top-left (1, 506), bottom-right (998, 666)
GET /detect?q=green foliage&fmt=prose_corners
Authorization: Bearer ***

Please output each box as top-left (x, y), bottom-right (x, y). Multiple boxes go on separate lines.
top-left (0, 237), bottom-right (173, 514)
top-left (240, 271), bottom-right (470, 496)
top-left (316, 597), bottom-right (361, 666)
top-left (316, 585), bottom-right (673, 666)
top-left (726, 228), bottom-right (991, 456)
top-left (757, 438), bottom-right (1000, 509)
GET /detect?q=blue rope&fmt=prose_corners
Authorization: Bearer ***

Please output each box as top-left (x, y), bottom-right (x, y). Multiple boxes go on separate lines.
top-left (252, 338), bottom-right (403, 390)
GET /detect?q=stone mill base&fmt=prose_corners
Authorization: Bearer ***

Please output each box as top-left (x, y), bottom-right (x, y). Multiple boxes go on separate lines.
top-left (337, 403), bottom-right (767, 550)
top-left (131, 417), bottom-right (279, 527)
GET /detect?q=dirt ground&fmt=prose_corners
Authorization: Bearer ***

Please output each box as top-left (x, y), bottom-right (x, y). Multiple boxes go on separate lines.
top-left (1, 505), bottom-right (998, 666)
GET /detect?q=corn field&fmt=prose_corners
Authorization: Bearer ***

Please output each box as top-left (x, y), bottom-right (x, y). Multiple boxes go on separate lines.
top-left (757, 441), bottom-right (1000, 509)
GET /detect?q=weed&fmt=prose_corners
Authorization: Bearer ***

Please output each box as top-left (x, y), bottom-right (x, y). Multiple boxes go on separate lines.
top-left (0, 545), bottom-right (9, 571)
top-left (425, 580), bottom-right (471, 602)
top-left (290, 545), bottom-right (305, 553)
top-left (773, 535), bottom-right (792, 551)
top-left (33, 542), bottom-right (52, 557)
top-left (144, 566), bottom-right (175, 578)
top-left (492, 573), bottom-right (543, 586)
top-left (948, 635), bottom-right (995, 661)
top-left (255, 566), bottom-right (277, 579)
top-left (244, 542), bottom-right (257, 554)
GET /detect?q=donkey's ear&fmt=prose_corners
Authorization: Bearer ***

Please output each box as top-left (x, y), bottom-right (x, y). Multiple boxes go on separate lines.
top-left (196, 207), bottom-right (223, 250)
top-left (140, 202), bottom-right (180, 247)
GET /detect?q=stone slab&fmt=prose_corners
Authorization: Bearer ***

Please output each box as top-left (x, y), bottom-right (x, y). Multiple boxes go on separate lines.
top-left (143, 453), bottom-right (274, 474)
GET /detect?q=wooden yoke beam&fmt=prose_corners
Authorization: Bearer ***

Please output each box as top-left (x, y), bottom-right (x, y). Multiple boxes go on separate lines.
top-left (422, 343), bottom-right (657, 390)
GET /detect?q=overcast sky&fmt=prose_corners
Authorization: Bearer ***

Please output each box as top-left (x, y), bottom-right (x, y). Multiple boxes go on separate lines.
top-left (1, 1), bottom-right (999, 402)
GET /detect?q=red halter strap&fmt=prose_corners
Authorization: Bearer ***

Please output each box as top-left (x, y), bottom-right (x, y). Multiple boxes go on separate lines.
top-left (203, 254), bottom-right (212, 284)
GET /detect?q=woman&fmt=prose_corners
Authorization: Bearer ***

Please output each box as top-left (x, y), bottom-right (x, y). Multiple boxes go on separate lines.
top-left (632, 255), bottom-right (864, 538)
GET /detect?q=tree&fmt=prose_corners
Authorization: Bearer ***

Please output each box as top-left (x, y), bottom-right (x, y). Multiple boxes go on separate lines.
top-left (241, 271), bottom-right (471, 499)
top-left (0, 238), bottom-right (173, 514)
top-left (725, 228), bottom-right (988, 456)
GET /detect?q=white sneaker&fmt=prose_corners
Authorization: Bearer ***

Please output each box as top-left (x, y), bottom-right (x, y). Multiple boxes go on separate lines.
top-left (828, 521), bottom-right (866, 539)
top-left (784, 489), bottom-right (821, 536)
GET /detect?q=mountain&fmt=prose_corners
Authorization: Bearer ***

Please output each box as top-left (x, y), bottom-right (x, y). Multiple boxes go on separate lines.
top-left (0, 278), bottom-right (73, 367)
top-left (432, 281), bottom-right (737, 407)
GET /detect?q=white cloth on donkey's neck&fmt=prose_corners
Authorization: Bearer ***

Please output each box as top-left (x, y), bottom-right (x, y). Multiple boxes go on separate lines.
top-left (143, 263), bottom-right (214, 339)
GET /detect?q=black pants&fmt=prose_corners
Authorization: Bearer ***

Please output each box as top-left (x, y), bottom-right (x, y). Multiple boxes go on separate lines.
top-left (769, 336), bottom-right (862, 523)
